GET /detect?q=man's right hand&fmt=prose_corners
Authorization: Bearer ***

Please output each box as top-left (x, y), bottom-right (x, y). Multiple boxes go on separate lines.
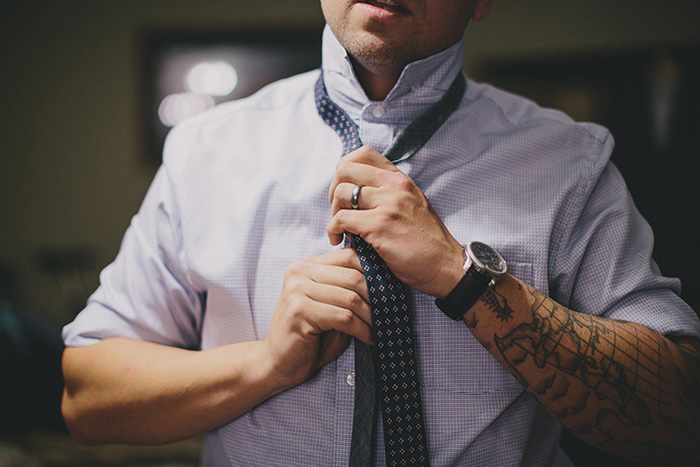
top-left (264, 247), bottom-right (372, 389)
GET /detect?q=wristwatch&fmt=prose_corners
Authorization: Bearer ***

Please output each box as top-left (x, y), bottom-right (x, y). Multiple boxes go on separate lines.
top-left (435, 241), bottom-right (508, 320)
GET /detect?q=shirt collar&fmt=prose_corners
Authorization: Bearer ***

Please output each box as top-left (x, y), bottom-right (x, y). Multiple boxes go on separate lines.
top-left (321, 25), bottom-right (465, 121)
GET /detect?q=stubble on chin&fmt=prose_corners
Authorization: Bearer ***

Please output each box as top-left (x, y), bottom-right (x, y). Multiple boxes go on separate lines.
top-left (342, 33), bottom-right (418, 78)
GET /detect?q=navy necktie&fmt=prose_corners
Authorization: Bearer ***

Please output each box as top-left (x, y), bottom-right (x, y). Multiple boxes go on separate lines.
top-left (315, 71), bottom-right (465, 467)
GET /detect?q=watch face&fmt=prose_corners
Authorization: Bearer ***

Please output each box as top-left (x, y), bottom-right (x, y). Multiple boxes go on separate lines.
top-left (468, 241), bottom-right (507, 276)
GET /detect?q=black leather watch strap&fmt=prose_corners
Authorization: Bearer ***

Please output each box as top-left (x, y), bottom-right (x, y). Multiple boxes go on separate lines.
top-left (435, 267), bottom-right (492, 320)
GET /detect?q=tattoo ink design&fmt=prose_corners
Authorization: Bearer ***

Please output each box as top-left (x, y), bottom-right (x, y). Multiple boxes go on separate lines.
top-left (467, 284), bottom-right (523, 329)
top-left (480, 288), bottom-right (515, 322)
top-left (476, 282), bottom-right (700, 463)
top-left (668, 339), bottom-right (700, 435)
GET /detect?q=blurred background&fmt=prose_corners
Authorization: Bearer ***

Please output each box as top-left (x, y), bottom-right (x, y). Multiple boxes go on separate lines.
top-left (0, 0), bottom-right (698, 465)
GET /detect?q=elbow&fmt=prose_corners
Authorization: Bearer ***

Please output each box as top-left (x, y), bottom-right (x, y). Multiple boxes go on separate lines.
top-left (61, 345), bottom-right (114, 446)
top-left (61, 389), bottom-right (103, 446)
top-left (61, 350), bottom-right (100, 446)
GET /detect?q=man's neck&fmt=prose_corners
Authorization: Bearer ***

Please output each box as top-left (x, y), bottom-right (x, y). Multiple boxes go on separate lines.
top-left (321, 26), bottom-right (466, 114)
top-left (350, 56), bottom-right (402, 102)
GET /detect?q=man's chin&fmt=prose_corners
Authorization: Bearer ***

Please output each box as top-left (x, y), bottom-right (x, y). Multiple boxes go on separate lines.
top-left (344, 34), bottom-right (413, 75)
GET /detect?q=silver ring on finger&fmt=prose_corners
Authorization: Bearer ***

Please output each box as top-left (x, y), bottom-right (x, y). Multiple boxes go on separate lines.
top-left (351, 184), bottom-right (363, 210)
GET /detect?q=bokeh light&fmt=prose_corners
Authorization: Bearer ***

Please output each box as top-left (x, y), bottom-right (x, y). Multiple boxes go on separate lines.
top-left (157, 92), bottom-right (215, 127)
top-left (186, 61), bottom-right (238, 96)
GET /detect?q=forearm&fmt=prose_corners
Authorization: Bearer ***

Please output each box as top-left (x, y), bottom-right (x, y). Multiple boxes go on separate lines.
top-left (61, 338), bottom-right (279, 445)
top-left (463, 275), bottom-right (700, 466)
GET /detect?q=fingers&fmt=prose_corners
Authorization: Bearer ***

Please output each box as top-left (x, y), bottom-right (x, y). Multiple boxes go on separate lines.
top-left (328, 146), bottom-right (400, 204)
top-left (265, 248), bottom-right (375, 388)
top-left (327, 183), bottom-right (374, 245)
top-left (305, 248), bottom-right (366, 299)
top-left (298, 298), bottom-right (373, 346)
top-left (283, 249), bottom-right (373, 343)
top-left (327, 174), bottom-right (414, 246)
top-left (331, 183), bottom-right (376, 214)
top-left (306, 246), bottom-right (363, 269)
top-left (327, 209), bottom-right (370, 247)
top-left (327, 148), bottom-right (411, 246)
top-left (301, 260), bottom-right (370, 318)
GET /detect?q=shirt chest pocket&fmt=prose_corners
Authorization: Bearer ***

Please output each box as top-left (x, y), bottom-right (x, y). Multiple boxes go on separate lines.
top-left (416, 261), bottom-right (533, 396)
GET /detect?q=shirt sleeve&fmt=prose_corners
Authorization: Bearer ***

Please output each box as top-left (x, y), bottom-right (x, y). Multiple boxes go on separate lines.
top-left (62, 166), bottom-right (203, 349)
top-left (550, 156), bottom-right (700, 340)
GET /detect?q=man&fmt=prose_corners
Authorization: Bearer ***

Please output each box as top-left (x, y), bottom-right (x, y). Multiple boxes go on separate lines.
top-left (61, 0), bottom-right (700, 465)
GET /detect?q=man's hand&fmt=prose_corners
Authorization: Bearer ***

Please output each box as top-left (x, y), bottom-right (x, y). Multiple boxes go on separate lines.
top-left (62, 248), bottom-right (372, 446)
top-left (264, 248), bottom-right (373, 389)
top-left (327, 146), bottom-right (464, 298)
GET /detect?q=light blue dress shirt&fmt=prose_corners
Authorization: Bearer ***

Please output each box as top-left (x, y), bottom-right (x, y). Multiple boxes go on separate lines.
top-left (63, 26), bottom-right (700, 466)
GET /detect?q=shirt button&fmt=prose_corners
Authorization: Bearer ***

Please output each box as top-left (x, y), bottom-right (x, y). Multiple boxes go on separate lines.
top-left (372, 105), bottom-right (385, 118)
top-left (346, 372), bottom-right (356, 387)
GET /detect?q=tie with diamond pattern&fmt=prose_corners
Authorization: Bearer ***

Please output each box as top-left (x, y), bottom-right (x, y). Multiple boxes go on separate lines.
top-left (315, 74), bottom-right (431, 467)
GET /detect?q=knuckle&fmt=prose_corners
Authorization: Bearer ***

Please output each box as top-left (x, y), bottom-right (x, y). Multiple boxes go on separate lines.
top-left (376, 207), bottom-right (398, 224)
top-left (298, 320), bottom-right (317, 338)
top-left (285, 261), bottom-right (306, 277)
top-left (352, 146), bottom-right (368, 158)
top-left (345, 290), bottom-right (362, 308)
top-left (287, 295), bottom-right (306, 315)
top-left (334, 209), bottom-right (348, 225)
top-left (284, 280), bottom-right (306, 297)
top-left (332, 183), bottom-right (345, 201)
top-left (347, 268), bottom-right (365, 288)
top-left (395, 176), bottom-right (416, 194)
top-left (335, 308), bottom-right (355, 327)
top-left (326, 222), bottom-right (338, 238)
top-left (380, 171), bottom-right (406, 188)
top-left (335, 158), bottom-right (351, 175)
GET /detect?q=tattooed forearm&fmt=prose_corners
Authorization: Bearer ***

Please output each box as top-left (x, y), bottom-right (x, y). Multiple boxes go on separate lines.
top-left (464, 275), bottom-right (700, 466)
top-left (480, 288), bottom-right (515, 322)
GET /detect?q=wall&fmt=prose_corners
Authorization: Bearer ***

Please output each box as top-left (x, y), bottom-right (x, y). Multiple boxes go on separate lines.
top-left (1, 0), bottom-right (699, 327)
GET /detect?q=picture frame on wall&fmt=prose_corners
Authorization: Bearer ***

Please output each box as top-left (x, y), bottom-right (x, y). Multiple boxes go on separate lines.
top-left (140, 28), bottom-right (322, 165)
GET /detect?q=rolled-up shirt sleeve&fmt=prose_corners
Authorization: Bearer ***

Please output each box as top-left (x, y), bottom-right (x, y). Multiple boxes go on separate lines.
top-left (62, 166), bottom-right (203, 349)
top-left (550, 157), bottom-right (700, 339)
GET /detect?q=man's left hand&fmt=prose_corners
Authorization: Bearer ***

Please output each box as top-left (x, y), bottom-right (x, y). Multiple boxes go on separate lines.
top-left (328, 146), bottom-right (463, 298)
